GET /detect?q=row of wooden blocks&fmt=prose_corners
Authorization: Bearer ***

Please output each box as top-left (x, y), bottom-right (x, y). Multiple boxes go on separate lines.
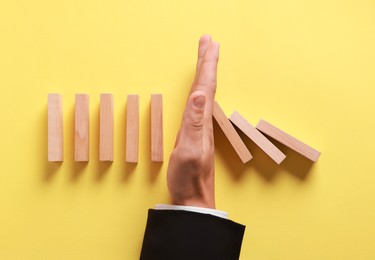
top-left (48, 94), bottom-right (320, 164)
top-left (48, 93), bottom-right (163, 162)
top-left (213, 102), bottom-right (321, 164)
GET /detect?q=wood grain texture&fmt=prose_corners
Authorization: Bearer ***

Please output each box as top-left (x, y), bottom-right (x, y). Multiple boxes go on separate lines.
top-left (48, 93), bottom-right (63, 162)
top-left (229, 111), bottom-right (286, 164)
top-left (75, 94), bottom-right (89, 162)
top-left (99, 94), bottom-right (114, 161)
top-left (126, 95), bottom-right (139, 163)
top-left (213, 102), bottom-right (252, 163)
top-left (151, 94), bottom-right (163, 162)
top-left (256, 119), bottom-right (321, 162)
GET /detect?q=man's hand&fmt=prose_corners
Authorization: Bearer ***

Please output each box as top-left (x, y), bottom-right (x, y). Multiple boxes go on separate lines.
top-left (167, 35), bottom-right (219, 209)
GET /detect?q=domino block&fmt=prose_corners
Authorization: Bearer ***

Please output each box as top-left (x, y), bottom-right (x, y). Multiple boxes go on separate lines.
top-left (229, 111), bottom-right (286, 164)
top-left (75, 94), bottom-right (89, 161)
top-left (48, 94), bottom-right (63, 162)
top-left (99, 94), bottom-right (114, 161)
top-left (126, 95), bottom-right (139, 163)
top-left (256, 119), bottom-right (321, 162)
top-left (151, 94), bottom-right (163, 162)
top-left (213, 102), bottom-right (252, 163)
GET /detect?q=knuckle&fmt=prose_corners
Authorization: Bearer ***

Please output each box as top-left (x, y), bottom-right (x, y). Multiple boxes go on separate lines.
top-left (190, 119), bottom-right (203, 130)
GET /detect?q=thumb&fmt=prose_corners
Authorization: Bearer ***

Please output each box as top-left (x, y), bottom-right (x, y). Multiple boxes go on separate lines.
top-left (179, 91), bottom-right (206, 148)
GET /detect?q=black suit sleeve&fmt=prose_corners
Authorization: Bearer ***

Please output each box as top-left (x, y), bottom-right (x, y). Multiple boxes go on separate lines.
top-left (140, 209), bottom-right (245, 260)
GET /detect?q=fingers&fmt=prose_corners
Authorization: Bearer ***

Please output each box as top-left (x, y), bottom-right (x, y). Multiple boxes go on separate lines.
top-left (191, 35), bottom-right (212, 93)
top-left (177, 91), bottom-right (207, 155)
top-left (175, 36), bottom-right (219, 156)
top-left (195, 41), bottom-right (220, 120)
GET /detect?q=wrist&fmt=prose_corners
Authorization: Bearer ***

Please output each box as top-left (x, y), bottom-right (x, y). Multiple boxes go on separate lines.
top-left (171, 196), bottom-right (215, 209)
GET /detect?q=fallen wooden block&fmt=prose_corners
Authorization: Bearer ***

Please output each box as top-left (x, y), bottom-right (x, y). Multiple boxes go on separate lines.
top-left (48, 93), bottom-right (63, 162)
top-left (229, 111), bottom-right (286, 164)
top-left (126, 95), bottom-right (139, 163)
top-left (75, 94), bottom-right (89, 162)
top-left (213, 102), bottom-right (252, 163)
top-left (256, 119), bottom-right (321, 162)
top-left (151, 94), bottom-right (163, 162)
top-left (99, 94), bottom-right (114, 161)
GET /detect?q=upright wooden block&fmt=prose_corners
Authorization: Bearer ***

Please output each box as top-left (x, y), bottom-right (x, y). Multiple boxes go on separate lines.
top-left (151, 94), bottom-right (163, 162)
top-left (48, 94), bottom-right (63, 162)
top-left (256, 119), bottom-right (321, 162)
top-left (126, 95), bottom-right (139, 163)
top-left (229, 111), bottom-right (286, 164)
top-left (213, 102), bottom-right (252, 163)
top-left (99, 94), bottom-right (114, 161)
top-left (75, 94), bottom-right (89, 162)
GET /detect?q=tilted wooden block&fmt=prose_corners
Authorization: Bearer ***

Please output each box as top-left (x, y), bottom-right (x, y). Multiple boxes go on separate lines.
top-left (229, 111), bottom-right (286, 164)
top-left (151, 94), bottom-right (163, 162)
top-left (213, 102), bottom-right (252, 163)
top-left (75, 94), bottom-right (89, 162)
top-left (256, 119), bottom-right (321, 162)
top-left (126, 95), bottom-right (139, 163)
top-left (48, 93), bottom-right (63, 162)
top-left (99, 94), bottom-right (114, 161)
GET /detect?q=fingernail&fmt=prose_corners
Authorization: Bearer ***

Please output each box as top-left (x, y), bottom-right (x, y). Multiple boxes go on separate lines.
top-left (193, 95), bottom-right (206, 109)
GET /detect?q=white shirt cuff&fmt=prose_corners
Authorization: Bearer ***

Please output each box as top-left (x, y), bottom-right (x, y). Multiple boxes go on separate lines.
top-left (154, 204), bottom-right (228, 219)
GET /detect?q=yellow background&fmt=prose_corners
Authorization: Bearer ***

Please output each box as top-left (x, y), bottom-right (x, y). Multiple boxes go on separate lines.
top-left (1, 0), bottom-right (374, 259)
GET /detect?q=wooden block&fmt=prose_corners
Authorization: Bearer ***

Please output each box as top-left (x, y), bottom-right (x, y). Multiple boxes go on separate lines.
top-left (126, 95), bottom-right (139, 163)
top-left (75, 94), bottom-right (89, 162)
top-left (99, 94), bottom-right (114, 161)
top-left (229, 111), bottom-right (286, 164)
top-left (48, 94), bottom-right (63, 162)
top-left (151, 94), bottom-right (163, 162)
top-left (256, 119), bottom-right (321, 162)
top-left (213, 102), bottom-right (252, 163)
